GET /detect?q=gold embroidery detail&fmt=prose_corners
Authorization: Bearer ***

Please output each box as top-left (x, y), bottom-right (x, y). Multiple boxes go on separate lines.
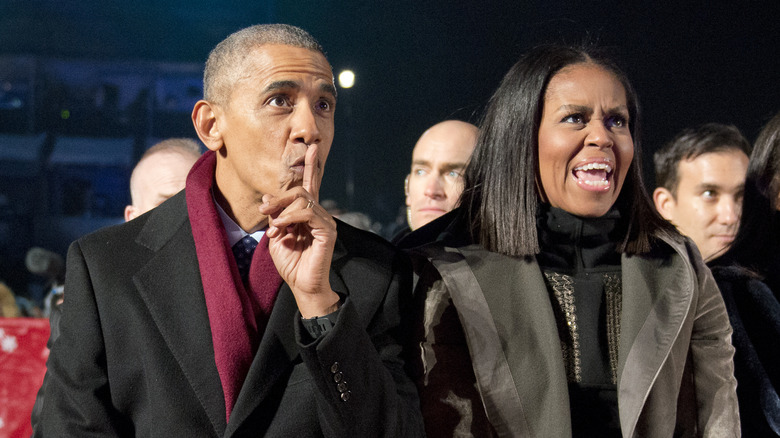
top-left (544, 272), bottom-right (581, 382)
top-left (544, 271), bottom-right (623, 384)
top-left (603, 273), bottom-right (622, 384)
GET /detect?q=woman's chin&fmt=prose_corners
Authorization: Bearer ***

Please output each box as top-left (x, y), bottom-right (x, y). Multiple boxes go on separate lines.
top-left (553, 198), bottom-right (616, 218)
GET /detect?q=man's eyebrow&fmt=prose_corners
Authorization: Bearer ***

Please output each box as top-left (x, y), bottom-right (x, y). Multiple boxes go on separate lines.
top-left (695, 183), bottom-right (721, 192)
top-left (264, 80), bottom-right (300, 93)
top-left (320, 83), bottom-right (337, 99)
top-left (411, 159), bottom-right (432, 167)
top-left (411, 160), bottom-right (468, 170)
top-left (262, 80), bottom-right (337, 100)
top-left (439, 162), bottom-right (468, 171)
top-left (696, 182), bottom-right (746, 192)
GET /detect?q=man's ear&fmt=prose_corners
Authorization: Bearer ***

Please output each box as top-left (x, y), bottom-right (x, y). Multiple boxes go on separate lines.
top-left (192, 100), bottom-right (223, 152)
top-left (404, 174), bottom-right (411, 206)
top-left (652, 187), bottom-right (676, 221)
top-left (124, 205), bottom-right (137, 222)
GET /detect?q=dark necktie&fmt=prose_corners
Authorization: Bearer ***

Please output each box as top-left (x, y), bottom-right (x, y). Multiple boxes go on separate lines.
top-left (232, 235), bottom-right (258, 280)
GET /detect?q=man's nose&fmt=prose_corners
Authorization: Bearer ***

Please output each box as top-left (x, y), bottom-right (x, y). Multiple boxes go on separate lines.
top-left (290, 104), bottom-right (321, 145)
top-left (718, 198), bottom-right (741, 225)
top-left (423, 175), bottom-right (445, 199)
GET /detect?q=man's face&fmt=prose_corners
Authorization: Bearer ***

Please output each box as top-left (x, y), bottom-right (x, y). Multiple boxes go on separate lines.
top-left (208, 44), bottom-right (335, 219)
top-left (405, 122), bottom-right (477, 230)
top-left (654, 150), bottom-right (749, 261)
top-left (124, 150), bottom-right (198, 221)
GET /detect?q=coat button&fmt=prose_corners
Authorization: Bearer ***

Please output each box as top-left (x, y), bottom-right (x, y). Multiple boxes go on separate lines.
top-left (333, 372), bottom-right (343, 383)
top-left (340, 391), bottom-right (351, 402)
top-left (337, 382), bottom-right (348, 393)
top-left (330, 362), bottom-right (339, 374)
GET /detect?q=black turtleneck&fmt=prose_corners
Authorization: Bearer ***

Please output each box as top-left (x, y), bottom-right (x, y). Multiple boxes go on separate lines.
top-left (536, 204), bottom-right (624, 437)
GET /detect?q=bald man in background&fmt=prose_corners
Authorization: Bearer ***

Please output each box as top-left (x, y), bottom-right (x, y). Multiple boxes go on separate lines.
top-left (394, 120), bottom-right (477, 243)
top-left (124, 138), bottom-right (202, 221)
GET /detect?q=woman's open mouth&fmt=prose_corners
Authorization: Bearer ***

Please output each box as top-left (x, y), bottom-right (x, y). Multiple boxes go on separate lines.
top-left (573, 161), bottom-right (613, 190)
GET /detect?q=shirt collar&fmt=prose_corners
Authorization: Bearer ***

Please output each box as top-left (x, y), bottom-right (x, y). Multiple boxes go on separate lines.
top-left (213, 194), bottom-right (266, 246)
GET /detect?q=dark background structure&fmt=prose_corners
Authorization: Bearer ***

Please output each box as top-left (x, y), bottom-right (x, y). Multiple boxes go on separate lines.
top-left (1, 0), bottom-right (778, 302)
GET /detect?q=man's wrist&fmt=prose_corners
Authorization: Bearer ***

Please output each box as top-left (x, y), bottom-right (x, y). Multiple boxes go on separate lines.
top-left (296, 289), bottom-right (341, 319)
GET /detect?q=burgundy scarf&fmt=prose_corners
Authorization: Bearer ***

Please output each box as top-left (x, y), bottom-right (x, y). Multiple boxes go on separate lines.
top-left (185, 150), bottom-right (282, 421)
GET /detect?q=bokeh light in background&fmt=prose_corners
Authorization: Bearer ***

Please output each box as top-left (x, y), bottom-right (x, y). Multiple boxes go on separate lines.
top-left (338, 70), bottom-right (355, 89)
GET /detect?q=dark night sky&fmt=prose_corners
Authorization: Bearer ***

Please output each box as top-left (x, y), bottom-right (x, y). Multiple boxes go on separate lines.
top-left (1, 0), bottom-right (779, 224)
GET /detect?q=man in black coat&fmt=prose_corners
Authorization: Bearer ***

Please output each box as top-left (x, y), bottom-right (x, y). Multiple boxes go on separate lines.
top-left (34, 24), bottom-right (423, 437)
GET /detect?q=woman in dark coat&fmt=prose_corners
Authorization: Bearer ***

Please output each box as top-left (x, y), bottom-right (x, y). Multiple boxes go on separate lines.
top-left (405, 45), bottom-right (740, 437)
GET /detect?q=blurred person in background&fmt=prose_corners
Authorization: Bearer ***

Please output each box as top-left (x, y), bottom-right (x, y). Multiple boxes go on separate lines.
top-left (392, 120), bottom-right (477, 243)
top-left (652, 123), bottom-right (751, 262)
top-left (0, 281), bottom-right (21, 317)
top-left (124, 138), bottom-right (202, 221)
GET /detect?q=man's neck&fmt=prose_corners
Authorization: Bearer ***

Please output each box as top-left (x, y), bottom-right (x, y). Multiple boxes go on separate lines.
top-left (212, 186), bottom-right (268, 233)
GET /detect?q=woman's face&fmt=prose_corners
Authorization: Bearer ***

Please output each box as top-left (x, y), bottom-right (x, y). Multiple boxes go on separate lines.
top-left (537, 63), bottom-right (634, 217)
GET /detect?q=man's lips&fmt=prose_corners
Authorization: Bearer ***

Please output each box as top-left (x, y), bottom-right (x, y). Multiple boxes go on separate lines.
top-left (289, 158), bottom-right (305, 174)
top-left (417, 207), bottom-right (447, 214)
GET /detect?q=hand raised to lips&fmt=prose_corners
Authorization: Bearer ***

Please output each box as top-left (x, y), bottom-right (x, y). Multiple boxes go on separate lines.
top-left (259, 144), bottom-right (340, 318)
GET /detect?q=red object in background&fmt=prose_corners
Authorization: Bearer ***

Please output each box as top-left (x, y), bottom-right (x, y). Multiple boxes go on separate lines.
top-left (0, 318), bottom-right (49, 438)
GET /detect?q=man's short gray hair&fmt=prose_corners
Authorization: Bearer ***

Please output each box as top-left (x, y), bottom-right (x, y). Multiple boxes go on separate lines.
top-left (203, 24), bottom-right (327, 105)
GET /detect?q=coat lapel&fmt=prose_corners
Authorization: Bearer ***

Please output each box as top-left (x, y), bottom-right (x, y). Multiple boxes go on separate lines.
top-left (461, 245), bottom-right (572, 438)
top-left (427, 245), bottom-right (570, 437)
top-left (132, 193), bottom-right (227, 436)
top-left (617, 235), bottom-right (695, 436)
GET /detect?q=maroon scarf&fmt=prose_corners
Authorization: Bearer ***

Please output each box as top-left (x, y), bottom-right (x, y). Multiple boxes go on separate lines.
top-left (185, 150), bottom-right (282, 421)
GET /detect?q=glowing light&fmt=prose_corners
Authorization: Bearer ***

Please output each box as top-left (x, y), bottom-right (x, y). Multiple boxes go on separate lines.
top-left (338, 70), bottom-right (355, 88)
top-left (60, 109), bottom-right (70, 120)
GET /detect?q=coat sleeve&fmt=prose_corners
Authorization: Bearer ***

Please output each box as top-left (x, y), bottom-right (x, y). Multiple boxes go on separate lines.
top-left (688, 251), bottom-right (741, 436)
top-left (295, 249), bottom-right (425, 438)
top-left (33, 241), bottom-right (130, 437)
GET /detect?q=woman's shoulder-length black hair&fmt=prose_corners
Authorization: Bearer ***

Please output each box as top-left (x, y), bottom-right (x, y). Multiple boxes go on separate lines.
top-left (459, 44), bottom-right (675, 257)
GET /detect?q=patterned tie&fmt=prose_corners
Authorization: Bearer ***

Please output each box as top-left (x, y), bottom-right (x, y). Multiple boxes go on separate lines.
top-left (232, 235), bottom-right (258, 280)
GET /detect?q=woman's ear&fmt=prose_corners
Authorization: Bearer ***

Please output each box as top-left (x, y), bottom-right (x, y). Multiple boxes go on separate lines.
top-left (192, 100), bottom-right (223, 152)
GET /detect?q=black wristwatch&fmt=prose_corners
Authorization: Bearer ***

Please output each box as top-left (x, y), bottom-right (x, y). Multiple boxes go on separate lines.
top-left (301, 312), bottom-right (336, 338)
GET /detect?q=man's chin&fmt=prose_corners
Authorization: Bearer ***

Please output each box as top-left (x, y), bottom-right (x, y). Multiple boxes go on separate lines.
top-left (278, 177), bottom-right (303, 192)
top-left (704, 241), bottom-right (733, 261)
top-left (414, 210), bottom-right (447, 227)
